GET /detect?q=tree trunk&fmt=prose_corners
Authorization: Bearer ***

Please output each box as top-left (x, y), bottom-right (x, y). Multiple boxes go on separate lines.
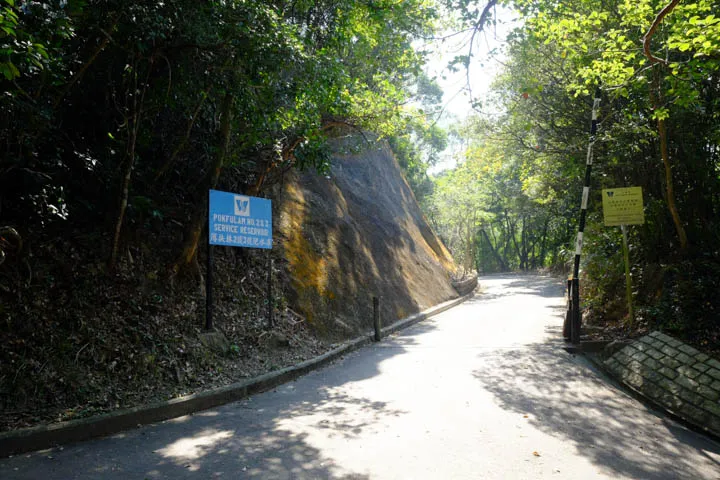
top-left (247, 121), bottom-right (351, 196)
top-left (108, 55), bottom-right (152, 270)
top-left (506, 211), bottom-right (522, 269)
top-left (499, 222), bottom-right (511, 270)
top-left (173, 93), bottom-right (233, 274)
top-left (53, 16), bottom-right (118, 108)
top-left (537, 219), bottom-right (549, 269)
top-left (464, 214), bottom-right (477, 273)
top-left (482, 228), bottom-right (506, 271)
top-left (154, 91), bottom-right (209, 183)
top-left (642, 0), bottom-right (688, 253)
top-left (651, 68), bottom-right (688, 253)
top-left (519, 216), bottom-right (528, 270)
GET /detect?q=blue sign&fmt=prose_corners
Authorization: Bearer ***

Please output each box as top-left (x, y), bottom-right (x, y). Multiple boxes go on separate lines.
top-left (209, 189), bottom-right (272, 249)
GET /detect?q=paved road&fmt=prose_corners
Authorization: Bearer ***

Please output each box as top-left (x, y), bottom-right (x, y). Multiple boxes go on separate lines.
top-left (2, 274), bottom-right (720, 479)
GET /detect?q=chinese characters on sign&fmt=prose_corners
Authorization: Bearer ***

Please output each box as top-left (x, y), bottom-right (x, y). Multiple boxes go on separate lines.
top-left (602, 187), bottom-right (644, 226)
top-left (209, 189), bottom-right (272, 249)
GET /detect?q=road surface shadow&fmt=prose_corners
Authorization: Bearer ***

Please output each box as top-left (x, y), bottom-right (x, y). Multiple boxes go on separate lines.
top-left (147, 425), bottom-right (370, 480)
top-left (0, 323), bottom-right (439, 479)
top-left (134, 333), bottom-right (424, 478)
top-left (472, 344), bottom-right (720, 479)
top-left (0, 397), bottom-right (376, 480)
top-left (475, 273), bottom-right (565, 302)
top-left (379, 320), bottom-right (438, 347)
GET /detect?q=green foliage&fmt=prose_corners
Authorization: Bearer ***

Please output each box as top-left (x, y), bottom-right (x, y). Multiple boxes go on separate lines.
top-left (0, 0), bottom-right (70, 80)
top-left (0, 3), bottom-right (451, 420)
top-left (516, 0), bottom-right (720, 104)
top-left (0, 0), bottom-right (443, 234)
top-left (481, 0), bottom-right (720, 339)
top-left (427, 112), bottom-right (574, 273)
top-left (643, 260), bottom-right (720, 335)
top-left (386, 71), bottom-right (450, 202)
top-left (425, 10), bottom-right (594, 274)
top-left (427, 0), bottom-right (720, 349)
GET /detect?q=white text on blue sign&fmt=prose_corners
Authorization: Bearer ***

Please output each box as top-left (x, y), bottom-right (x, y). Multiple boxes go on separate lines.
top-left (209, 190), bottom-right (272, 249)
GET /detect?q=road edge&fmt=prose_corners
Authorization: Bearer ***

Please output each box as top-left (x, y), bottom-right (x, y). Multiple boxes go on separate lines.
top-left (0, 290), bottom-right (475, 458)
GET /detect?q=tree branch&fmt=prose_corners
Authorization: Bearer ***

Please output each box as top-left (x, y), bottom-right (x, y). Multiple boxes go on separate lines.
top-left (53, 16), bottom-right (119, 108)
top-left (467, 0), bottom-right (499, 111)
top-left (641, 0), bottom-right (681, 65)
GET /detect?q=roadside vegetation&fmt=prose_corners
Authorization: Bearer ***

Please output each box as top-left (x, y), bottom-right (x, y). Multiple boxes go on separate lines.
top-left (425, 0), bottom-right (720, 355)
top-left (0, 0), bottom-right (446, 429)
top-left (1, 0), bottom-right (719, 430)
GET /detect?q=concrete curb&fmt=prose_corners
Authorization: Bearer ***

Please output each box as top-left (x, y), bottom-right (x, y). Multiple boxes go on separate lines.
top-left (0, 291), bottom-right (475, 458)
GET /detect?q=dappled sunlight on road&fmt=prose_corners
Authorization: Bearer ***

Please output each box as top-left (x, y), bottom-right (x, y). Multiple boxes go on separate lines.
top-left (156, 429), bottom-right (233, 462)
top-left (2, 274), bottom-right (719, 479)
top-left (473, 345), bottom-right (720, 479)
top-left (275, 386), bottom-right (408, 441)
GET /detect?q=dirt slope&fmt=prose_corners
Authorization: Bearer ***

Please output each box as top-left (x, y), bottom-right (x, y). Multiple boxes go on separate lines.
top-left (0, 135), bottom-right (458, 432)
top-left (279, 136), bottom-right (458, 338)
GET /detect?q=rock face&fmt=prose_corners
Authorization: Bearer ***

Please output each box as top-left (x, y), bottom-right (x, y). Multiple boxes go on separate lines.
top-left (278, 136), bottom-right (458, 338)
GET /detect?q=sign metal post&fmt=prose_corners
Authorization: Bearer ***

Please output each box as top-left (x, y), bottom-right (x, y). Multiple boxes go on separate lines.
top-left (207, 189), bottom-right (273, 330)
top-left (621, 224), bottom-right (633, 322)
top-left (267, 252), bottom-right (273, 329)
top-left (602, 187), bottom-right (644, 325)
top-left (206, 224), bottom-right (214, 330)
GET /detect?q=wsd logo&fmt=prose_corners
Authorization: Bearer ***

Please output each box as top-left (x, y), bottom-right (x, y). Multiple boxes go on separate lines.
top-left (234, 195), bottom-right (251, 216)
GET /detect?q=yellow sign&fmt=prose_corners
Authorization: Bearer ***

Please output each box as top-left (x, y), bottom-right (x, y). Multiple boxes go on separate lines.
top-left (602, 187), bottom-right (644, 226)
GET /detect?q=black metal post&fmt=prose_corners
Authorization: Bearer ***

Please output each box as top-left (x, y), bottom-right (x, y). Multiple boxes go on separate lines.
top-left (373, 296), bottom-right (381, 342)
top-left (206, 239), bottom-right (214, 331)
top-left (564, 278), bottom-right (572, 341)
top-left (571, 278), bottom-right (580, 344)
top-left (267, 252), bottom-right (274, 329)
top-left (205, 190), bottom-right (214, 331)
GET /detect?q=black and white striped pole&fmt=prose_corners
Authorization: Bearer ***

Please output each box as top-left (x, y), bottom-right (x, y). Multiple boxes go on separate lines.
top-left (565, 88), bottom-right (601, 344)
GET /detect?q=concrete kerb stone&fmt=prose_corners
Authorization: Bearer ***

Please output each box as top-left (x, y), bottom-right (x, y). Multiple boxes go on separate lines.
top-left (0, 290), bottom-right (476, 459)
top-left (381, 288), bottom-right (475, 338)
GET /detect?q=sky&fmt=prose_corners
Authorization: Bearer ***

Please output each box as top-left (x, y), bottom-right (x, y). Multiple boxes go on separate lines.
top-left (422, 5), bottom-right (520, 173)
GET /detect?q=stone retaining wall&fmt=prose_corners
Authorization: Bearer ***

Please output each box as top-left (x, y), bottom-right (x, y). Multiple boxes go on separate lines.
top-left (452, 272), bottom-right (478, 296)
top-left (604, 331), bottom-right (720, 436)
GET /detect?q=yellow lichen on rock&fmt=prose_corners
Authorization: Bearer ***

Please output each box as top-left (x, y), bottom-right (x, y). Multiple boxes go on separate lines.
top-left (278, 135), bottom-right (460, 338)
top-left (281, 181), bottom-right (338, 327)
top-left (285, 227), bottom-right (327, 323)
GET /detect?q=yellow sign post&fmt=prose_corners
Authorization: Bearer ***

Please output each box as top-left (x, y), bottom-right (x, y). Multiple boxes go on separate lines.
top-left (602, 187), bottom-right (644, 325)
